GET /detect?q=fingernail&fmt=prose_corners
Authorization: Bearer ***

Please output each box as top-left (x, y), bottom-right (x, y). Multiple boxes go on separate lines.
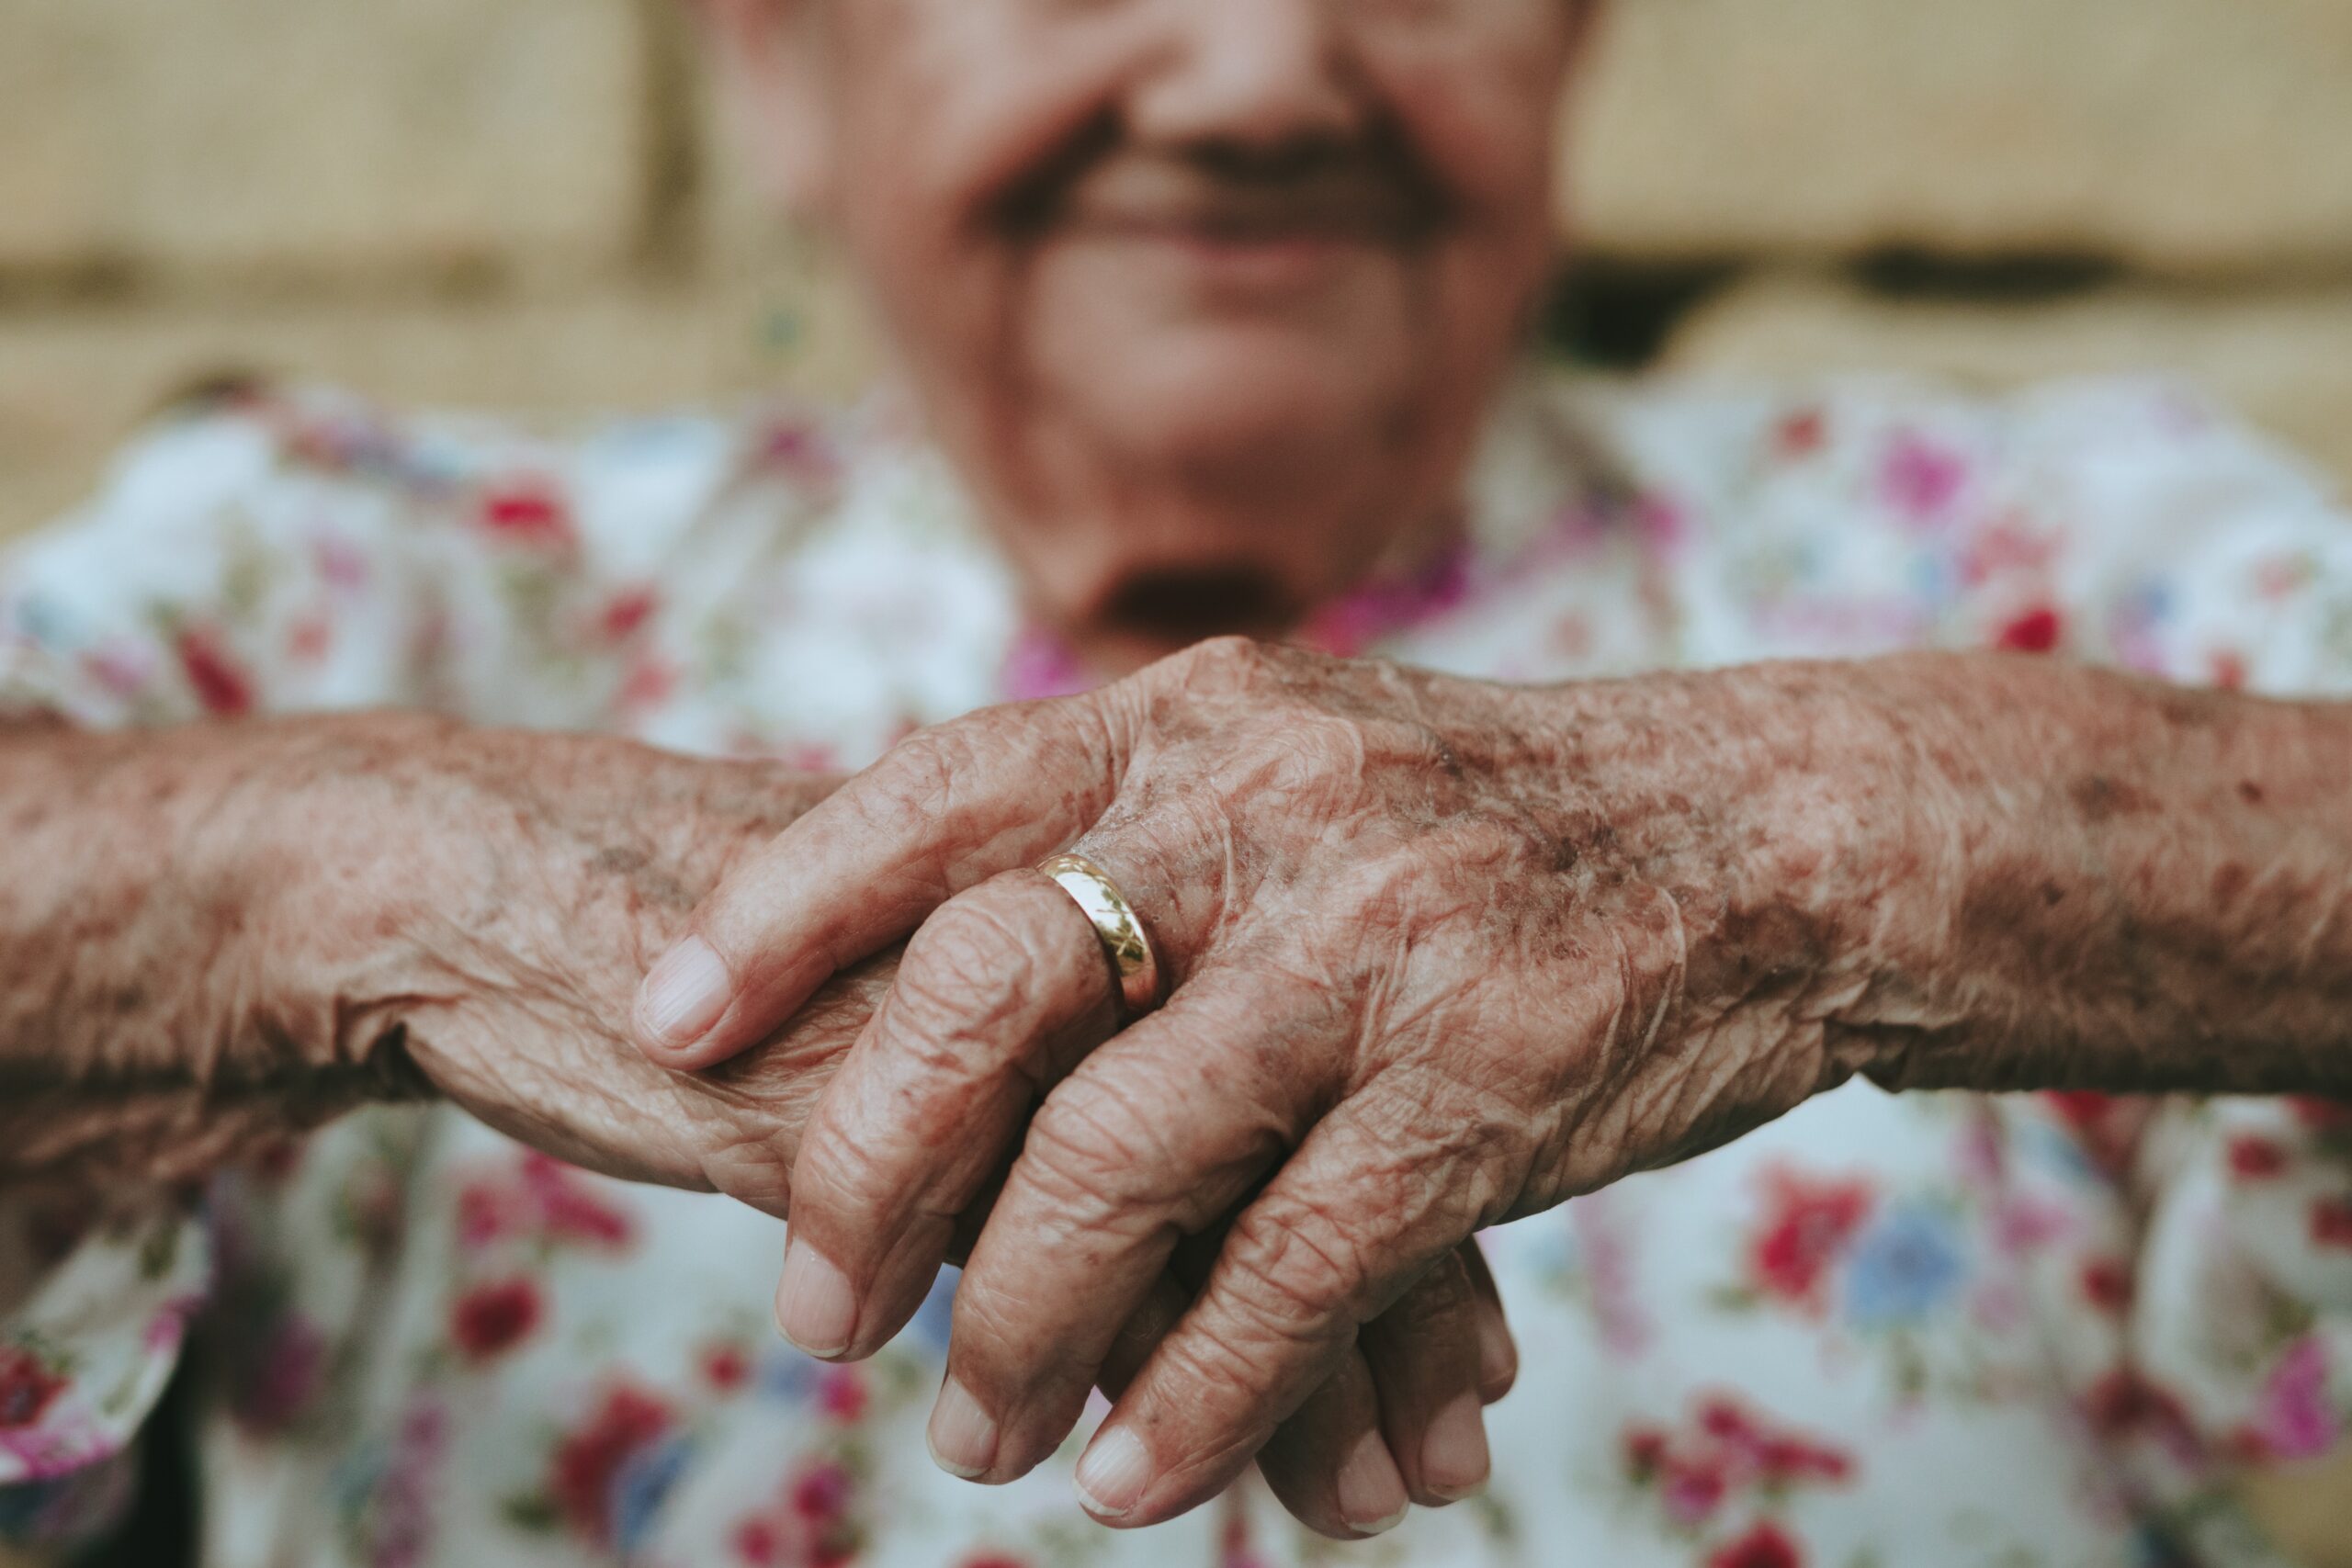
top-left (1476, 1311), bottom-right (1519, 1399)
top-left (636, 936), bottom-right (732, 1053)
top-left (927, 1377), bottom-right (998, 1480)
top-left (1337, 1427), bottom-right (1410, 1536)
top-left (1073, 1426), bottom-right (1152, 1520)
top-left (775, 1238), bottom-right (857, 1359)
top-left (1420, 1390), bottom-right (1492, 1503)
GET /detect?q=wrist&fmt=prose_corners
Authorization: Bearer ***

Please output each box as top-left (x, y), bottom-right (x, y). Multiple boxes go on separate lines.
top-left (1505, 660), bottom-right (1948, 1093)
top-left (1780, 655), bottom-right (1996, 1092)
top-left (0, 714), bottom-right (455, 1184)
top-left (1699, 660), bottom-right (1970, 1091)
top-left (254, 721), bottom-right (840, 1116)
top-left (190, 711), bottom-right (474, 1092)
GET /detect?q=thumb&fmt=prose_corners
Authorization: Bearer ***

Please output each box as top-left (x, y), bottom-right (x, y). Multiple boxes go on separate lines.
top-left (630, 693), bottom-right (1127, 1069)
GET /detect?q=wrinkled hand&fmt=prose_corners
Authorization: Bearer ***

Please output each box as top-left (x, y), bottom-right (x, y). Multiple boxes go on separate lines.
top-left (263, 716), bottom-right (1494, 1539)
top-left (296, 721), bottom-right (866, 1210)
top-left (636, 639), bottom-right (1918, 1529)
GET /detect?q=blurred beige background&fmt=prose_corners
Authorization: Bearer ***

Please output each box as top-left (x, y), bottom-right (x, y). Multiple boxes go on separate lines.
top-left (6, 0), bottom-right (2352, 539)
top-left (0, 2), bottom-right (2347, 1562)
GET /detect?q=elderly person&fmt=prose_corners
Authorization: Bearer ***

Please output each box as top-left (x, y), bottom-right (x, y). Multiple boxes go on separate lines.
top-left (6, 0), bottom-right (2351, 1563)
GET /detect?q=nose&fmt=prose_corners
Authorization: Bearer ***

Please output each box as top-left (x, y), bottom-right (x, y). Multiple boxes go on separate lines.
top-left (1126, 0), bottom-right (1363, 152)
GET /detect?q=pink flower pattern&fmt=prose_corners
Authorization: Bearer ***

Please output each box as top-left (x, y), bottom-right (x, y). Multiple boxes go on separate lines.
top-left (2, 375), bottom-right (2349, 1565)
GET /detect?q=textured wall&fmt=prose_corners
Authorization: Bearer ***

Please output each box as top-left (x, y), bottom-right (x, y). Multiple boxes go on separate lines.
top-left (1568, 0), bottom-right (2352, 510)
top-left (1568, 0), bottom-right (2352, 271)
top-left (0, 0), bottom-right (651, 285)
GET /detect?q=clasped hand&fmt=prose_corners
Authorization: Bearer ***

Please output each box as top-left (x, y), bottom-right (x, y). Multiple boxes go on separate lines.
top-left (635, 638), bottom-right (1913, 1533)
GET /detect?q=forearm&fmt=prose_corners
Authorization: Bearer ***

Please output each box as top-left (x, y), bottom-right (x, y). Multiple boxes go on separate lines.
top-left (0, 712), bottom-right (841, 1188)
top-left (0, 714), bottom-right (458, 1186)
top-left (1839, 653), bottom-right (2352, 1098)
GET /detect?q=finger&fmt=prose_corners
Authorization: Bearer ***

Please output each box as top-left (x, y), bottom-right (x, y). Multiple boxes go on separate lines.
top-left (1358, 1246), bottom-right (1491, 1506)
top-left (1073, 1096), bottom-right (1476, 1528)
top-left (775, 868), bottom-right (1118, 1360)
top-left (927, 1268), bottom-right (1192, 1483)
top-left (1459, 1236), bottom-right (1521, 1404)
top-left (662, 948), bottom-right (905, 1218)
top-left (1170, 1225), bottom-right (1491, 1525)
top-left (934, 1230), bottom-right (1408, 1540)
top-left (925, 975), bottom-right (1333, 1487)
top-left (1098, 1235), bottom-right (1409, 1540)
top-left (1252, 1343), bottom-right (1413, 1539)
top-left (632, 697), bottom-right (1127, 1069)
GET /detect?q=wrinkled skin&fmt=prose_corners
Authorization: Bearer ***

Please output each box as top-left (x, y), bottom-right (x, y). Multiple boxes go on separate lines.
top-left (634, 639), bottom-right (1931, 1525)
top-left (639, 636), bottom-right (2352, 1529)
top-left (676, 0), bottom-right (1594, 1515)
top-left (710, 0), bottom-right (1589, 667)
top-left (0, 711), bottom-right (1506, 1541)
top-left (0, 716), bottom-right (857, 1203)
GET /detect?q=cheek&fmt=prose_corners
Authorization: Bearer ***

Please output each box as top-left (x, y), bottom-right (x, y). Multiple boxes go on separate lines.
top-left (1324, 33), bottom-right (1573, 372)
top-left (829, 8), bottom-right (1141, 328)
top-left (1364, 27), bottom-right (1571, 245)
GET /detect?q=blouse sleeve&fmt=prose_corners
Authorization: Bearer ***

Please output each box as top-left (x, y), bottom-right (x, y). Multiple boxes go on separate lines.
top-left (1652, 373), bottom-right (2352, 1489)
top-left (0, 382), bottom-right (684, 729)
top-left (0, 378), bottom-right (798, 1555)
top-left (0, 1198), bottom-right (209, 1550)
top-left (0, 382), bottom-right (599, 1549)
top-left (4, 394), bottom-right (418, 725)
top-left (0, 388), bottom-right (435, 1548)
top-left (1941, 381), bottom-right (2352, 1479)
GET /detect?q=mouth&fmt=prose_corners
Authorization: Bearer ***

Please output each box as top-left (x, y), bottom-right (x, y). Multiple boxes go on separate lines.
top-left (995, 119), bottom-right (1451, 257)
top-left (1071, 175), bottom-right (1438, 251)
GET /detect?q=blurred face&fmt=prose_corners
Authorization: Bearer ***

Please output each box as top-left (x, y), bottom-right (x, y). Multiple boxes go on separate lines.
top-left (731, 0), bottom-right (1587, 659)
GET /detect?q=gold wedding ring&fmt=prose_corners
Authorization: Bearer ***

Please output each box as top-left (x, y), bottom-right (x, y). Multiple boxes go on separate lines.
top-left (1036, 852), bottom-right (1163, 1019)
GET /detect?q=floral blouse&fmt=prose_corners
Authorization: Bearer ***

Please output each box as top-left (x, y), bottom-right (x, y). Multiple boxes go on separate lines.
top-left (2, 370), bottom-right (2349, 1568)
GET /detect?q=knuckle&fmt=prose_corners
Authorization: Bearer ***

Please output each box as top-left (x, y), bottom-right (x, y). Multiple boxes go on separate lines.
top-left (904, 895), bottom-right (1026, 1007)
top-left (1339, 837), bottom-right (1428, 915)
top-left (870, 991), bottom-right (993, 1096)
top-left (1156, 1318), bottom-right (1329, 1427)
top-left (1195, 710), bottom-right (1378, 835)
top-left (1222, 1193), bottom-right (1381, 1334)
top-left (1271, 707), bottom-right (1369, 778)
top-left (888, 888), bottom-right (1083, 1072)
top-left (1382, 1253), bottom-right (1478, 1340)
top-left (1172, 635), bottom-right (1270, 687)
top-left (1147, 637), bottom-right (1315, 714)
top-left (943, 1265), bottom-right (1034, 1374)
top-left (859, 729), bottom-right (965, 831)
top-left (1020, 1076), bottom-right (1173, 1210)
top-left (1347, 1084), bottom-right (1521, 1229)
top-left (872, 707), bottom-right (1034, 809)
top-left (796, 1099), bottom-right (899, 1215)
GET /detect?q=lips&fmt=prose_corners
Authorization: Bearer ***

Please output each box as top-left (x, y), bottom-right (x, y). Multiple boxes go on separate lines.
top-left (1061, 155), bottom-right (1440, 246)
top-left (995, 113), bottom-right (1451, 250)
